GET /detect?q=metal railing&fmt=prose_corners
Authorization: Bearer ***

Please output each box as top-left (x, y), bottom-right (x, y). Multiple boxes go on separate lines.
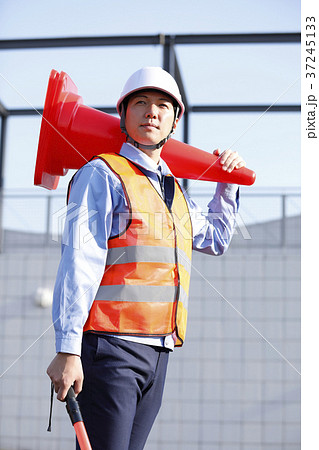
top-left (0, 189), bottom-right (300, 252)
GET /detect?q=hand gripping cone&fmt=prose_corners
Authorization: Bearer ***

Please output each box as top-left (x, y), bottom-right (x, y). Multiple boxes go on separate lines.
top-left (34, 70), bottom-right (256, 190)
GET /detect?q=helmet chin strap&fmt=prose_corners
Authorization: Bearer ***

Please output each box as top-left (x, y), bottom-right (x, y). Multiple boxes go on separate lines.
top-left (120, 105), bottom-right (179, 151)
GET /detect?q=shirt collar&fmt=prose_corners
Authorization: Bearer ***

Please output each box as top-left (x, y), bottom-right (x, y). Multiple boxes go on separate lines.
top-left (119, 142), bottom-right (172, 176)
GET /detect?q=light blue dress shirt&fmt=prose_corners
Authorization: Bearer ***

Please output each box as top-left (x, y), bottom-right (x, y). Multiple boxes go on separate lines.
top-left (52, 143), bottom-right (239, 355)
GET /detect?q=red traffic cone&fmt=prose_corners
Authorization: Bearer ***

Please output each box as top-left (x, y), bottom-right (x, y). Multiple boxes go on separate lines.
top-left (34, 70), bottom-right (255, 190)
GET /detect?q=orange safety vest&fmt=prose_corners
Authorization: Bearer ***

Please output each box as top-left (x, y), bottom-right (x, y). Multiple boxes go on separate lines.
top-left (83, 153), bottom-right (193, 346)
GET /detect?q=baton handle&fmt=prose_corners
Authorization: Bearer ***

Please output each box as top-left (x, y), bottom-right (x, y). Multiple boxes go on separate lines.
top-left (66, 387), bottom-right (92, 450)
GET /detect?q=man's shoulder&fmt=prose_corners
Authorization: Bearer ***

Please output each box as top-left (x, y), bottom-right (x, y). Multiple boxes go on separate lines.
top-left (83, 156), bottom-right (114, 171)
top-left (78, 156), bottom-right (123, 176)
top-left (72, 157), bottom-right (124, 190)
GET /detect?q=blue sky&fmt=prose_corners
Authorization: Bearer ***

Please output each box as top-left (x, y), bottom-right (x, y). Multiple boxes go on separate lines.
top-left (0, 0), bottom-right (300, 38)
top-left (0, 0), bottom-right (301, 229)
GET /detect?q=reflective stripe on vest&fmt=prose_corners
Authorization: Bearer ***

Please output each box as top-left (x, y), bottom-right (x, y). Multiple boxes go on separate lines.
top-left (83, 153), bottom-right (193, 346)
top-left (105, 245), bottom-right (192, 277)
top-left (94, 283), bottom-right (189, 304)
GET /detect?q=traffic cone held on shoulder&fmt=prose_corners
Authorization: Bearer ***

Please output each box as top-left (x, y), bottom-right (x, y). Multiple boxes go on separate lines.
top-left (34, 70), bottom-right (256, 190)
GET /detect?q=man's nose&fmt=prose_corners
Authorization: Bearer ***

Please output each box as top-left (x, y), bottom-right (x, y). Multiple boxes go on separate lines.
top-left (145, 104), bottom-right (158, 118)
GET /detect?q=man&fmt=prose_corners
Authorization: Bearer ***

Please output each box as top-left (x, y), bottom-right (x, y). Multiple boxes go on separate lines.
top-left (47, 66), bottom-right (245, 449)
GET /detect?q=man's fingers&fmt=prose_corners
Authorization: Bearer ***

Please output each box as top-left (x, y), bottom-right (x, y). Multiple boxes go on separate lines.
top-left (56, 377), bottom-right (83, 401)
top-left (225, 156), bottom-right (245, 172)
top-left (235, 160), bottom-right (246, 169)
top-left (73, 377), bottom-right (83, 396)
top-left (57, 384), bottom-right (70, 402)
top-left (214, 148), bottom-right (246, 172)
top-left (220, 151), bottom-right (237, 169)
top-left (219, 149), bottom-right (233, 165)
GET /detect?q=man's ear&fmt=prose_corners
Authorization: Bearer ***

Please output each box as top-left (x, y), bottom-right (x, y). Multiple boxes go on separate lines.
top-left (172, 117), bottom-right (179, 133)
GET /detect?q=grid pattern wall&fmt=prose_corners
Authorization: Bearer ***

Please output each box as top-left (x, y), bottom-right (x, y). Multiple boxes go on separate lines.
top-left (0, 245), bottom-right (300, 449)
top-left (148, 249), bottom-right (300, 450)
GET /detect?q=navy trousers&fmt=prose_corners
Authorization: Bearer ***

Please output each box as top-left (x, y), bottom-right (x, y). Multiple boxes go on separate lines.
top-left (76, 334), bottom-right (170, 450)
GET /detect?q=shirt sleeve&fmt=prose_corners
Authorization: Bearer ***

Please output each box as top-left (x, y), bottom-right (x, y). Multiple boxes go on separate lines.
top-left (52, 162), bottom-right (123, 355)
top-left (185, 182), bottom-right (239, 256)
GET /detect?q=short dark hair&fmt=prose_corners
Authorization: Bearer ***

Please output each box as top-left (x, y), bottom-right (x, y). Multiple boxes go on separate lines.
top-left (124, 88), bottom-right (177, 109)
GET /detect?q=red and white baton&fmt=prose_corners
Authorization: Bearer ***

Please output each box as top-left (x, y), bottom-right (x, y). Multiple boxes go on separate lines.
top-left (65, 386), bottom-right (92, 450)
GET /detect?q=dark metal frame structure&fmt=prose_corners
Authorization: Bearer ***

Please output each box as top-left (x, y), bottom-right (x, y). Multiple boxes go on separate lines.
top-left (0, 32), bottom-right (301, 192)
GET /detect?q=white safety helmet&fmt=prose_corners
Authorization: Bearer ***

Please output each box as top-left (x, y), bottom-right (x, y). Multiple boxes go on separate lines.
top-left (117, 66), bottom-right (184, 119)
top-left (117, 67), bottom-right (185, 150)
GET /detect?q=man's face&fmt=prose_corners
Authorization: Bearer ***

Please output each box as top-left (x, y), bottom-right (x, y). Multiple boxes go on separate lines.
top-left (125, 90), bottom-right (177, 148)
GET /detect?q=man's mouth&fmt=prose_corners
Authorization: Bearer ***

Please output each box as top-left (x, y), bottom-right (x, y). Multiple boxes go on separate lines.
top-left (141, 123), bottom-right (159, 129)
